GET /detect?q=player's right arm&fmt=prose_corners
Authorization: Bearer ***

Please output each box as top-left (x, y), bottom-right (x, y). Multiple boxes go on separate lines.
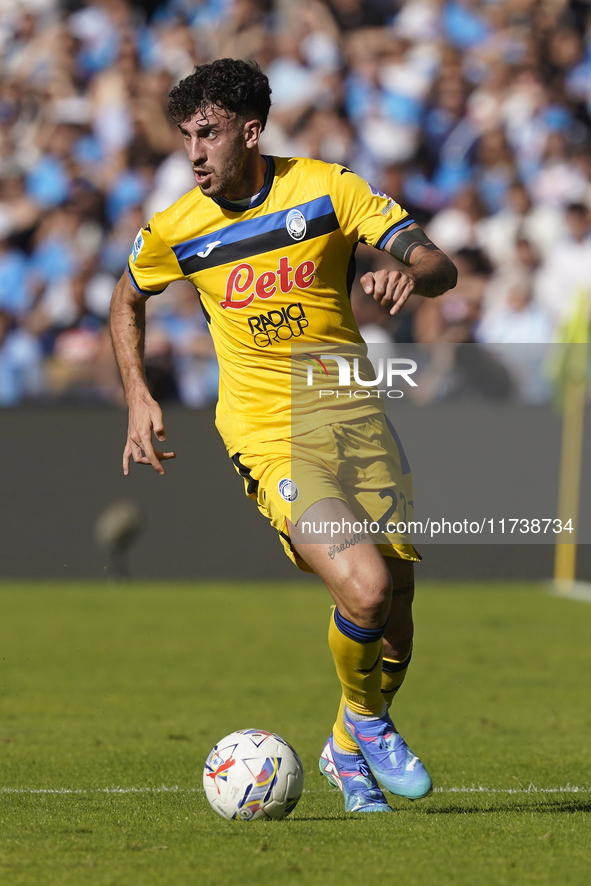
top-left (330, 165), bottom-right (457, 315)
top-left (362, 222), bottom-right (457, 316)
top-left (110, 272), bottom-right (176, 476)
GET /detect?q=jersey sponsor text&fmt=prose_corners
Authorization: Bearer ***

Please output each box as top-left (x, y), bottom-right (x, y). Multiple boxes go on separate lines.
top-left (247, 303), bottom-right (308, 347)
top-left (220, 257), bottom-right (316, 310)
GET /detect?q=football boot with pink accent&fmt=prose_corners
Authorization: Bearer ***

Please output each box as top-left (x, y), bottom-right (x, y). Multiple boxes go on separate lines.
top-left (319, 734), bottom-right (392, 813)
top-left (344, 706), bottom-right (432, 799)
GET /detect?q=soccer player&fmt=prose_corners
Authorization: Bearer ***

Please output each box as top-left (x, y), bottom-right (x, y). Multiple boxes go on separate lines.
top-left (110, 58), bottom-right (457, 813)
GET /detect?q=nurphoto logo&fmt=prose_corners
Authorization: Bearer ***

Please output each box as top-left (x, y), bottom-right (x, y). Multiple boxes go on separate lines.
top-left (302, 353), bottom-right (418, 400)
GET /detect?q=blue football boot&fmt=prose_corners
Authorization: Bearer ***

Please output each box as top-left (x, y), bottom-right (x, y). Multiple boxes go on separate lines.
top-left (319, 734), bottom-right (393, 813)
top-left (344, 706), bottom-right (432, 800)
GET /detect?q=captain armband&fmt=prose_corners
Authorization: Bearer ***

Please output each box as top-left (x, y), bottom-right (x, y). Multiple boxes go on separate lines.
top-left (389, 228), bottom-right (439, 264)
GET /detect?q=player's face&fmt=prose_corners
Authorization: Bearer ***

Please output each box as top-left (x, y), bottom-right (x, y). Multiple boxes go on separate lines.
top-left (179, 106), bottom-right (252, 200)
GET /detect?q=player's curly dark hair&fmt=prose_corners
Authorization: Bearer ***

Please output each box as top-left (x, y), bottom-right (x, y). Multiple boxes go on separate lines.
top-left (167, 58), bottom-right (272, 129)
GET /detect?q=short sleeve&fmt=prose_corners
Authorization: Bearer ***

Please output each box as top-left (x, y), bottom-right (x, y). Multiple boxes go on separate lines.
top-left (330, 166), bottom-right (414, 250)
top-left (127, 216), bottom-right (185, 296)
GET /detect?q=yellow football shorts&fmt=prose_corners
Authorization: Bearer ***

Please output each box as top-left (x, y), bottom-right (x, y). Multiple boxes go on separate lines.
top-left (230, 412), bottom-right (420, 573)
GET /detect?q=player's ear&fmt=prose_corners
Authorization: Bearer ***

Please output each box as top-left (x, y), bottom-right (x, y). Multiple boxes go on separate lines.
top-left (243, 118), bottom-right (262, 148)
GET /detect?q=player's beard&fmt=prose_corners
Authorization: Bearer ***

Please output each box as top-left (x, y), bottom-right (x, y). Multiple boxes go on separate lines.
top-left (196, 133), bottom-right (247, 200)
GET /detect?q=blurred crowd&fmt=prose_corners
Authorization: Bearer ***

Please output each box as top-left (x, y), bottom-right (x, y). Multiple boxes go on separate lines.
top-left (0, 0), bottom-right (590, 407)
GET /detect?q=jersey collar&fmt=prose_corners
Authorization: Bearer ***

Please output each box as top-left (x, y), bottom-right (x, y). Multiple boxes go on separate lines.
top-left (213, 156), bottom-right (275, 213)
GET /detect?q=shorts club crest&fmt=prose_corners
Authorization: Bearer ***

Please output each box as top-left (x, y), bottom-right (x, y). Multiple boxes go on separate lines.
top-left (278, 478), bottom-right (299, 502)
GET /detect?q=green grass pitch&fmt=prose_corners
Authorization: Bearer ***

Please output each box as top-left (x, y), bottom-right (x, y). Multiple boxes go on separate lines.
top-left (0, 581), bottom-right (590, 886)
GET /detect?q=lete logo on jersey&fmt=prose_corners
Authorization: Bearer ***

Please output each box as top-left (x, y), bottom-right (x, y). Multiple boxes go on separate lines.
top-left (220, 257), bottom-right (316, 310)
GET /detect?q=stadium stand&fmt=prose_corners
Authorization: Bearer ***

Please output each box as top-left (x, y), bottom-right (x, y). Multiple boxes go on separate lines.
top-left (0, 0), bottom-right (589, 406)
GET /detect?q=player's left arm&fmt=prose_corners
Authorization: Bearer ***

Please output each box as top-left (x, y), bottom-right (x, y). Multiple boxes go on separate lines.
top-left (362, 223), bottom-right (457, 316)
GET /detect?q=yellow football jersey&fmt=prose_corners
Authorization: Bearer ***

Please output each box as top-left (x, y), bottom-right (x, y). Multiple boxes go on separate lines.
top-left (128, 156), bottom-right (413, 454)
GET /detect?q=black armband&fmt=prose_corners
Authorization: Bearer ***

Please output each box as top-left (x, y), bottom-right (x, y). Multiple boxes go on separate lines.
top-left (389, 228), bottom-right (439, 264)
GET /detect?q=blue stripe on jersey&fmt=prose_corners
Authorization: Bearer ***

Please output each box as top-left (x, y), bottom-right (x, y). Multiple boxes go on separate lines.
top-left (127, 264), bottom-right (166, 296)
top-left (376, 217), bottom-right (415, 250)
top-left (171, 194), bottom-right (336, 264)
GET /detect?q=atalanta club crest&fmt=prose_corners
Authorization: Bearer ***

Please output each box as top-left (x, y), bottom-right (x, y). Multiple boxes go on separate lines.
top-left (286, 209), bottom-right (306, 241)
top-left (278, 478), bottom-right (299, 502)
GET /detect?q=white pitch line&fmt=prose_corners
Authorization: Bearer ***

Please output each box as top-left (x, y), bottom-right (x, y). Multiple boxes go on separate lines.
top-left (0, 785), bottom-right (589, 796)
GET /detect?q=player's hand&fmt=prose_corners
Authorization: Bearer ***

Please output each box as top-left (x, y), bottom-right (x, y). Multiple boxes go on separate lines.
top-left (123, 391), bottom-right (176, 476)
top-left (361, 269), bottom-right (416, 316)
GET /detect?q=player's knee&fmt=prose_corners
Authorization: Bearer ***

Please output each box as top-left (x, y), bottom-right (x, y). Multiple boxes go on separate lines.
top-left (343, 566), bottom-right (392, 628)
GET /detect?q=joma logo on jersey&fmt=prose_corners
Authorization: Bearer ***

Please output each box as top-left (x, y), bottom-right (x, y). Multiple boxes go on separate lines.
top-left (248, 303), bottom-right (308, 348)
top-left (220, 257), bottom-right (316, 310)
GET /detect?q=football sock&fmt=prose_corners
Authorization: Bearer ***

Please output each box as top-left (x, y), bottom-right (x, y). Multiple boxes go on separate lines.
top-left (328, 607), bottom-right (387, 752)
top-left (381, 646), bottom-right (413, 707)
top-left (333, 696), bottom-right (359, 753)
top-left (346, 702), bottom-right (387, 721)
top-left (332, 730), bottom-right (357, 755)
top-left (333, 645), bottom-right (414, 753)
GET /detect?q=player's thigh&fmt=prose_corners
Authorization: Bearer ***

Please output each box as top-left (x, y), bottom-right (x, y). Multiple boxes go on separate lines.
top-left (336, 414), bottom-right (419, 563)
top-left (230, 435), bottom-right (348, 573)
top-left (288, 498), bottom-right (392, 628)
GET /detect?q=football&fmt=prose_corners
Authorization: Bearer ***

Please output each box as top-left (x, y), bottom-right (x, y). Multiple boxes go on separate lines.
top-left (203, 728), bottom-right (304, 821)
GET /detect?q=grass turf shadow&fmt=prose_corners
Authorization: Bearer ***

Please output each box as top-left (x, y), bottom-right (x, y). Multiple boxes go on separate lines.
top-left (422, 798), bottom-right (591, 815)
